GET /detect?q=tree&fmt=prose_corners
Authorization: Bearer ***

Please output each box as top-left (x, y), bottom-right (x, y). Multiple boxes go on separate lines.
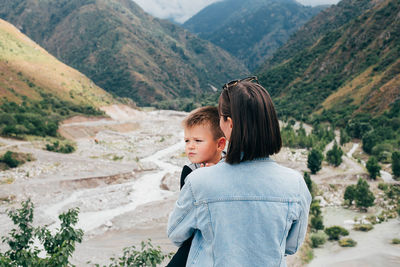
top-left (340, 128), bottom-right (350, 145)
top-left (366, 156), bottom-right (381, 179)
top-left (310, 201), bottom-right (324, 232)
top-left (355, 178), bottom-right (375, 211)
top-left (362, 131), bottom-right (379, 154)
top-left (392, 151), bottom-right (400, 177)
top-left (303, 172), bottom-right (313, 195)
top-left (344, 185), bottom-right (356, 205)
top-left (308, 149), bottom-right (324, 174)
top-left (326, 141), bottom-right (343, 167)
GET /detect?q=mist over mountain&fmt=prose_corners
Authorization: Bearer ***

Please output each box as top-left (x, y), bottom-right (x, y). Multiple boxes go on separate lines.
top-left (183, 0), bottom-right (324, 70)
top-left (131, 0), bottom-right (340, 24)
top-left (0, 0), bottom-right (248, 106)
top-left (257, 0), bottom-right (400, 125)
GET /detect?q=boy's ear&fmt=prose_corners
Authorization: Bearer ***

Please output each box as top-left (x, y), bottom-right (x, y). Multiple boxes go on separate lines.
top-left (217, 137), bottom-right (226, 151)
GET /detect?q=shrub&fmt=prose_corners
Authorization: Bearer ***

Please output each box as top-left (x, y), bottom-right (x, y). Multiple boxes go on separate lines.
top-left (353, 224), bottom-right (374, 231)
top-left (1, 151), bottom-right (20, 168)
top-left (45, 141), bottom-right (76, 154)
top-left (392, 238), bottom-right (400, 244)
top-left (339, 238), bottom-right (357, 247)
top-left (392, 151), bottom-right (400, 177)
top-left (378, 183), bottom-right (388, 191)
top-left (311, 216), bottom-right (324, 232)
top-left (310, 232), bottom-right (327, 248)
top-left (98, 239), bottom-right (172, 267)
top-left (324, 226), bottom-right (349, 240)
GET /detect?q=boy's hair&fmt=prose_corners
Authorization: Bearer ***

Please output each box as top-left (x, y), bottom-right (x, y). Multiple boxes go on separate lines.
top-left (219, 81), bottom-right (282, 164)
top-left (183, 106), bottom-right (225, 140)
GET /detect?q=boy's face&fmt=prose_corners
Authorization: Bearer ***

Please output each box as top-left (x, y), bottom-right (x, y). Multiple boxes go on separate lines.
top-left (184, 124), bottom-right (224, 165)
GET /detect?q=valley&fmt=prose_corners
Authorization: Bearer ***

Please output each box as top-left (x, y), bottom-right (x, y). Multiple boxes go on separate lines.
top-left (0, 104), bottom-right (399, 266)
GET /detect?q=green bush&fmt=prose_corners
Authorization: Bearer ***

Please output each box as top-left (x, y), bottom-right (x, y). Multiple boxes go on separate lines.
top-left (310, 232), bottom-right (327, 248)
top-left (339, 238), bottom-right (357, 247)
top-left (1, 151), bottom-right (20, 168)
top-left (378, 183), bottom-right (388, 191)
top-left (311, 216), bottom-right (324, 232)
top-left (98, 239), bottom-right (172, 267)
top-left (0, 200), bottom-right (172, 267)
top-left (324, 226), bottom-right (349, 240)
top-left (392, 238), bottom-right (400, 244)
top-left (353, 224), bottom-right (373, 231)
top-left (45, 141), bottom-right (76, 154)
top-left (392, 151), bottom-right (400, 177)
top-left (0, 199), bottom-right (83, 266)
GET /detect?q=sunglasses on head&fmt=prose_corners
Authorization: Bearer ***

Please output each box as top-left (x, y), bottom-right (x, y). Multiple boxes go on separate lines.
top-left (222, 76), bottom-right (259, 90)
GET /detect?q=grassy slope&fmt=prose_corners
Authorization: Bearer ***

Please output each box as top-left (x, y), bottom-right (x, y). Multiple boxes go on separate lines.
top-left (257, 0), bottom-right (400, 123)
top-left (0, 18), bottom-right (115, 107)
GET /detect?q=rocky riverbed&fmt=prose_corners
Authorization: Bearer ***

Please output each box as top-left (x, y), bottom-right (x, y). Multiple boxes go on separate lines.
top-left (0, 104), bottom-right (399, 266)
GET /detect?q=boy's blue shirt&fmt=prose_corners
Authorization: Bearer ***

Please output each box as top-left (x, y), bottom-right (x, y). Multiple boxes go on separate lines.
top-left (167, 158), bottom-right (312, 267)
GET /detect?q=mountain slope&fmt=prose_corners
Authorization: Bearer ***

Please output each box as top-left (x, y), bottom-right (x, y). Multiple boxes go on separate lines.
top-left (257, 0), bottom-right (400, 125)
top-left (0, 18), bottom-right (117, 137)
top-left (183, 0), bottom-right (324, 70)
top-left (0, 0), bottom-right (249, 106)
top-left (0, 18), bottom-right (114, 107)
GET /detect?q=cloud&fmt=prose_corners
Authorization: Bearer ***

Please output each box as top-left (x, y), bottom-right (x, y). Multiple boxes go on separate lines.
top-left (132, 0), bottom-right (222, 23)
top-left (132, 0), bottom-right (341, 23)
top-left (297, 0), bottom-right (340, 6)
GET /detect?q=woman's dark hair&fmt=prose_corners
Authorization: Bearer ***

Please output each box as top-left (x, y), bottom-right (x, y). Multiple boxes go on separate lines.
top-left (218, 81), bottom-right (282, 164)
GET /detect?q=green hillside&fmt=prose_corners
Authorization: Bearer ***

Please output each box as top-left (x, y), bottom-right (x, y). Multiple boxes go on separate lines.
top-left (183, 0), bottom-right (324, 70)
top-left (0, 0), bottom-right (248, 107)
top-left (0, 19), bottom-right (115, 138)
top-left (257, 0), bottom-right (400, 160)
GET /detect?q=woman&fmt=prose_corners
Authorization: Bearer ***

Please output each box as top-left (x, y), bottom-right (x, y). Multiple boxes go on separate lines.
top-left (167, 77), bottom-right (311, 266)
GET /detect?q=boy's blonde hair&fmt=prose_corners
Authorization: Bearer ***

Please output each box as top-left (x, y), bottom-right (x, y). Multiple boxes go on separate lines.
top-left (183, 106), bottom-right (225, 140)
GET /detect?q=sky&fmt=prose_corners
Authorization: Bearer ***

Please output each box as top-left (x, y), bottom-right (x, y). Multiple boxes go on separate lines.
top-left (132, 0), bottom-right (340, 24)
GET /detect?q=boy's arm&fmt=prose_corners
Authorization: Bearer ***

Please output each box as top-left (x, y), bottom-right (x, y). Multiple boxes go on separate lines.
top-left (180, 165), bottom-right (193, 189)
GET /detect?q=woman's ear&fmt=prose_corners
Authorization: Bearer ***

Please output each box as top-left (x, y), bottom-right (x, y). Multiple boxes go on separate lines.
top-left (227, 117), bottom-right (233, 129)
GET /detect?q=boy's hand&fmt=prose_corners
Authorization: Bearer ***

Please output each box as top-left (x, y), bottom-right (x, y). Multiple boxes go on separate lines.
top-left (200, 163), bottom-right (215, 168)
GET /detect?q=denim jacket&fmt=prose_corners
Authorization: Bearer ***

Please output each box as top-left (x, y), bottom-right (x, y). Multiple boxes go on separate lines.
top-left (167, 158), bottom-right (312, 267)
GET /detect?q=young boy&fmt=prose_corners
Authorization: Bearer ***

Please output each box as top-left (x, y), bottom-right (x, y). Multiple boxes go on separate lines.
top-left (167, 106), bottom-right (226, 267)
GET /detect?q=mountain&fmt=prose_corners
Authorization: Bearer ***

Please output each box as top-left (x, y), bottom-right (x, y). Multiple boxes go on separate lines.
top-left (0, 0), bottom-right (249, 106)
top-left (183, 0), bottom-right (324, 70)
top-left (0, 18), bottom-right (117, 137)
top-left (257, 0), bottom-right (400, 126)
